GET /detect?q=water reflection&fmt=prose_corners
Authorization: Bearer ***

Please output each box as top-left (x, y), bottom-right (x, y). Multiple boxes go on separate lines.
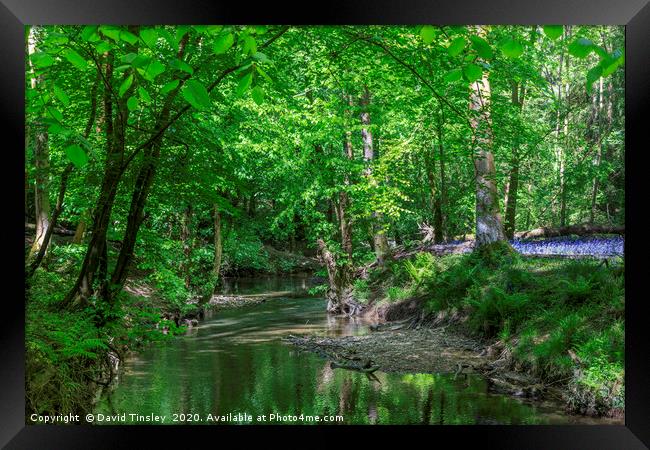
top-left (95, 276), bottom-right (606, 425)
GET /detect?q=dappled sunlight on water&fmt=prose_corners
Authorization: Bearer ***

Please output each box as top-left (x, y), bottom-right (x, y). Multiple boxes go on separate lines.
top-left (96, 276), bottom-right (615, 425)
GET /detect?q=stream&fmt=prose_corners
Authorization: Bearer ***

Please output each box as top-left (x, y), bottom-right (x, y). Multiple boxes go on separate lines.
top-left (94, 275), bottom-right (617, 425)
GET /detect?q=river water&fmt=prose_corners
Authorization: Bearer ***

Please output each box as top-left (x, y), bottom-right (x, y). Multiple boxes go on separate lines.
top-left (94, 275), bottom-right (615, 425)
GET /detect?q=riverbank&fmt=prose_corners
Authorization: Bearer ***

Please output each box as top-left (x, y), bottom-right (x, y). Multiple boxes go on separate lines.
top-left (288, 244), bottom-right (625, 419)
top-left (24, 233), bottom-right (315, 422)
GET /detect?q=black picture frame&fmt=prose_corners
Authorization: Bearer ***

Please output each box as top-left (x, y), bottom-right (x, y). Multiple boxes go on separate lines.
top-left (3, 1), bottom-right (649, 448)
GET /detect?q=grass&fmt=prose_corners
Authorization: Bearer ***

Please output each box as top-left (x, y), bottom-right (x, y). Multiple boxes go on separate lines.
top-left (379, 247), bottom-right (625, 417)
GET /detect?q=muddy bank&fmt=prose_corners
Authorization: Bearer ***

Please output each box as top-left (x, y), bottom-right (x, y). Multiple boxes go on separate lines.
top-left (284, 302), bottom-right (622, 422)
top-left (284, 324), bottom-right (594, 417)
top-left (285, 327), bottom-right (485, 374)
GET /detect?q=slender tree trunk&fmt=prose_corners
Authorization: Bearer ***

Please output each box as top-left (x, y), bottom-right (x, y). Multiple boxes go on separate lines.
top-left (559, 27), bottom-right (572, 227)
top-left (211, 203), bottom-right (223, 294)
top-left (360, 86), bottom-right (391, 263)
top-left (470, 26), bottom-right (506, 248)
top-left (64, 51), bottom-right (128, 306)
top-left (27, 27), bottom-right (51, 258)
top-left (73, 214), bottom-right (87, 243)
top-left (339, 94), bottom-right (354, 263)
top-left (590, 76), bottom-right (606, 223)
top-left (181, 203), bottom-right (193, 289)
top-left (436, 112), bottom-right (448, 242)
top-left (504, 81), bottom-right (525, 239)
top-left (423, 146), bottom-right (443, 244)
top-left (109, 32), bottom-right (190, 295)
top-left (603, 79), bottom-right (616, 222)
top-left (27, 73), bottom-right (100, 277)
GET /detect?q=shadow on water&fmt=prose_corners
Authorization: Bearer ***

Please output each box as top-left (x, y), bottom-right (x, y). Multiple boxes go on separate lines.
top-left (95, 275), bottom-right (613, 425)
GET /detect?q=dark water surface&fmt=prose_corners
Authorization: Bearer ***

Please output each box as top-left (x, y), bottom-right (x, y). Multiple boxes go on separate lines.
top-left (95, 275), bottom-right (615, 425)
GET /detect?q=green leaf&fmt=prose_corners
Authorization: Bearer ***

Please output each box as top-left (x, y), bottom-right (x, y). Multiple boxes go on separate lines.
top-left (47, 123), bottom-right (65, 134)
top-left (600, 50), bottom-right (624, 77)
top-left (118, 74), bottom-right (134, 97)
top-left (120, 30), bottom-right (139, 45)
top-left (443, 68), bottom-right (463, 83)
top-left (47, 107), bottom-right (64, 122)
top-left (158, 29), bottom-right (177, 49)
top-left (63, 49), bottom-right (88, 70)
top-left (420, 25), bottom-right (437, 44)
top-left (256, 66), bottom-right (272, 83)
top-left (463, 63), bottom-right (483, 83)
top-left (251, 85), bottom-right (264, 105)
top-left (447, 37), bottom-right (466, 57)
top-left (193, 25), bottom-right (223, 35)
top-left (542, 25), bottom-right (563, 40)
top-left (568, 38), bottom-right (594, 58)
top-left (121, 53), bottom-right (138, 64)
top-left (236, 71), bottom-right (253, 97)
top-left (127, 96), bottom-right (139, 111)
top-left (499, 38), bottom-right (524, 58)
top-left (586, 65), bottom-right (603, 93)
top-left (81, 25), bottom-right (100, 42)
top-left (242, 36), bottom-right (257, 55)
top-left (30, 52), bottom-right (55, 68)
top-left (160, 79), bottom-right (180, 95)
top-left (170, 58), bottom-right (194, 74)
top-left (95, 41), bottom-right (112, 53)
top-left (43, 33), bottom-right (69, 46)
top-left (252, 52), bottom-right (270, 63)
top-left (143, 60), bottom-right (165, 81)
top-left (182, 79), bottom-right (211, 109)
top-left (131, 55), bottom-right (152, 69)
top-left (140, 28), bottom-right (158, 48)
top-left (213, 33), bottom-right (234, 55)
top-left (64, 144), bottom-right (89, 169)
top-left (99, 26), bottom-right (121, 42)
top-left (470, 35), bottom-right (493, 60)
top-left (138, 86), bottom-right (152, 103)
top-left (53, 84), bottom-right (70, 107)
top-left (593, 45), bottom-right (609, 59)
top-left (176, 26), bottom-right (190, 43)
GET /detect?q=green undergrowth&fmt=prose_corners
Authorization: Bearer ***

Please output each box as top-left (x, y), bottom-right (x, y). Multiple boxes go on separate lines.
top-left (26, 253), bottom-right (190, 421)
top-left (371, 246), bottom-right (624, 417)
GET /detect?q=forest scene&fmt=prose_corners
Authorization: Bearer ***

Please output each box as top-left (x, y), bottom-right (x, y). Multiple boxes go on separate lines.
top-left (25, 24), bottom-right (625, 425)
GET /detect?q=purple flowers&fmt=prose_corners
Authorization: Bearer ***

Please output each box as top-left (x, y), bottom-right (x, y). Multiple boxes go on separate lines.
top-left (510, 236), bottom-right (624, 257)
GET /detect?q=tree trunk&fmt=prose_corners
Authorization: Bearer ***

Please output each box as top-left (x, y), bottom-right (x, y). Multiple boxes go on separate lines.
top-left (559, 27), bottom-right (572, 227)
top-left (470, 26), bottom-right (507, 248)
top-left (27, 72), bottom-right (100, 277)
top-left (63, 51), bottom-right (127, 306)
top-left (503, 160), bottom-right (519, 240)
top-left (73, 214), bottom-right (87, 243)
top-left (436, 112), bottom-right (447, 242)
top-left (504, 81), bottom-right (525, 240)
top-left (317, 239), bottom-right (363, 316)
top-left (109, 32), bottom-right (191, 296)
top-left (181, 203), bottom-right (193, 289)
top-left (27, 27), bottom-right (50, 258)
top-left (339, 94), bottom-right (355, 263)
top-left (590, 76), bottom-right (606, 223)
top-left (423, 146), bottom-right (443, 244)
top-left (211, 203), bottom-right (223, 294)
top-left (360, 86), bottom-right (391, 263)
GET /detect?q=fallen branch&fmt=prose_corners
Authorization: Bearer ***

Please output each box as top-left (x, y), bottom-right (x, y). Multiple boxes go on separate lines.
top-left (25, 222), bottom-right (75, 236)
top-left (516, 224), bottom-right (624, 239)
top-left (330, 360), bottom-right (380, 374)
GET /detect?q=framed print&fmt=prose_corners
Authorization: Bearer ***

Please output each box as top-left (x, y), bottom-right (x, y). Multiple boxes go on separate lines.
top-left (3, 0), bottom-right (649, 447)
